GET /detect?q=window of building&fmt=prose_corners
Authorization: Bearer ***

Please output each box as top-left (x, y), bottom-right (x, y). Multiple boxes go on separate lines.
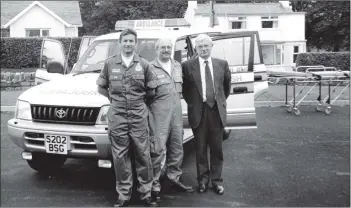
top-left (229, 17), bottom-right (247, 29)
top-left (1, 29), bottom-right (10, 37)
top-left (261, 44), bottom-right (282, 65)
top-left (25, 29), bottom-right (50, 37)
top-left (261, 16), bottom-right (278, 28)
top-left (293, 45), bottom-right (299, 63)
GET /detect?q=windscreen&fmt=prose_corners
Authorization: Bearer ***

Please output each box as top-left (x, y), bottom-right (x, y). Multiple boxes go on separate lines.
top-left (72, 39), bottom-right (158, 73)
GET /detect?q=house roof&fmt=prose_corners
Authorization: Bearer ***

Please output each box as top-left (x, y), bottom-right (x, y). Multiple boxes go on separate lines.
top-left (1, 1), bottom-right (82, 28)
top-left (195, 3), bottom-right (298, 15)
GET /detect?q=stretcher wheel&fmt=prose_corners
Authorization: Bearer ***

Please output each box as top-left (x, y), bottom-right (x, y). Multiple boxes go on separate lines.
top-left (286, 105), bottom-right (293, 113)
top-left (316, 104), bottom-right (323, 112)
top-left (325, 106), bottom-right (331, 115)
top-left (293, 108), bottom-right (300, 116)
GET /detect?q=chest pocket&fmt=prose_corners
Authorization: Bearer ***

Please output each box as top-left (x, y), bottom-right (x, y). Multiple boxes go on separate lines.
top-left (157, 77), bottom-right (171, 86)
top-left (132, 74), bottom-right (145, 90)
top-left (109, 75), bottom-right (123, 93)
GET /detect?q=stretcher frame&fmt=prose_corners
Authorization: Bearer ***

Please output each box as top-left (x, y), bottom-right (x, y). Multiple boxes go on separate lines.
top-left (273, 66), bottom-right (350, 116)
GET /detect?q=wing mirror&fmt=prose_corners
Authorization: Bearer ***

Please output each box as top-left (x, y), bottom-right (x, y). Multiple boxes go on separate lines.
top-left (47, 61), bottom-right (64, 74)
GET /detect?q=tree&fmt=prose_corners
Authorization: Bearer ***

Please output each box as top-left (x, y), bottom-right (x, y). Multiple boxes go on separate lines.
top-left (78, 1), bottom-right (99, 36)
top-left (79, 1), bottom-right (188, 36)
top-left (292, 1), bottom-right (350, 51)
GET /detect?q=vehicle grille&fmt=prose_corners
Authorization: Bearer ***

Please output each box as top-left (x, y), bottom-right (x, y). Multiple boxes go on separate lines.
top-left (31, 105), bottom-right (100, 125)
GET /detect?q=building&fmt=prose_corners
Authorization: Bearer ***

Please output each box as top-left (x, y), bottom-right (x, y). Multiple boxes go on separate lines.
top-left (185, 1), bottom-right (306, 67)
top-left (1, 1), bottom-right (82, 38)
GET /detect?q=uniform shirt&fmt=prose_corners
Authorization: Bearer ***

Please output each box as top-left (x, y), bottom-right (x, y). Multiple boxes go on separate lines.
top-left (96, 53), bottom-right (158, 103)
top-left (198, 56), bottom-right (215, 102)
top-left (150, 59), bottom-right (183, 100)
top-left (158, 59), bottom-right (172, 76)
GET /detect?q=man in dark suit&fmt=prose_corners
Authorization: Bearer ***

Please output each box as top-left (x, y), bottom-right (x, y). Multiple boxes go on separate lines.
top-left (181, 34), bottom-right (231, 195)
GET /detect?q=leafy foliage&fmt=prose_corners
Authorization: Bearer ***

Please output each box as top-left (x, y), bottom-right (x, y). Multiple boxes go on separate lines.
top-left (0, 37), bottom-right (81, 69)
top-left (292, 1), bottom-right (350, 51)
top-left (79, 1), bottom-right (188, 36)
top-left (296, 52), bottom-right (350, 71)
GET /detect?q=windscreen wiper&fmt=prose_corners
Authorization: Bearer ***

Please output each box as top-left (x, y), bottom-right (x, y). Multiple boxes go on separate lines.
top-left (73, 69), bottom-right (102, 76)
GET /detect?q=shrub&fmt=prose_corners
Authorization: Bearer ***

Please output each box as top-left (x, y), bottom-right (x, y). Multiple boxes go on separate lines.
top-left (296, 52), bottom-right (350, 72)
top-left (0, 37), bottom-right (82, 69)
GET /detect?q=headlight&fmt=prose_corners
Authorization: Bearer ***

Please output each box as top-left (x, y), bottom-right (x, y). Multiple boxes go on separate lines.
top-left (15, 100), bottom-right (32, 120)
top-left (96, 105), bottom-right (109, 125)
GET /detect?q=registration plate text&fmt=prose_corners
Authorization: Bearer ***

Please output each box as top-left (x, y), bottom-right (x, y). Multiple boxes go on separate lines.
top-left (44, 135), bottom-right (69, 155)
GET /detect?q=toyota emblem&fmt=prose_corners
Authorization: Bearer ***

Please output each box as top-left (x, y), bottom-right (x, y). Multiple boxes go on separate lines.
top-left (56, 109), bottom-right (66, 119)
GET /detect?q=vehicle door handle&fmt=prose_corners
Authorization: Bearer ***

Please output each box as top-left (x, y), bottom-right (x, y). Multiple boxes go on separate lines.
top-left (254, 75), bottom-right (262, 81)
top-left (233, 87), bottom-right (247, 94)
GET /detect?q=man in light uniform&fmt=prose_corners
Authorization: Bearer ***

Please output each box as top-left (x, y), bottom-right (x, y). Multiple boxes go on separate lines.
top-left (147, 38), bottom-right (194, 203)
top-left (96, 28), bottom-right (158, 207)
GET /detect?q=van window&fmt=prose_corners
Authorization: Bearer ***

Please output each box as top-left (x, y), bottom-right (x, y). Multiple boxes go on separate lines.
top-left (191, 35), bottom-right (261, 67)
top-left (174, 39), bottom-right (190, 63)
top-left (72, 39), bottom-right (158, 73)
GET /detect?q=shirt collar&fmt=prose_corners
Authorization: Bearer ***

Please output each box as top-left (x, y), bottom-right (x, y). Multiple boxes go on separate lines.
top-left (199, 56), bottom-right (212, 65)
top-left (115, 53), bottom-right (139, 64)
top-left (157, 58), bottom-right (171, 65)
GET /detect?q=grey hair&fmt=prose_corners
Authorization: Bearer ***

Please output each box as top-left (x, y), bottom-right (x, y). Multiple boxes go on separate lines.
top-left (194, 34), bottom-right (213, 46)
top-left (155, 38), bottom-right (173, 50)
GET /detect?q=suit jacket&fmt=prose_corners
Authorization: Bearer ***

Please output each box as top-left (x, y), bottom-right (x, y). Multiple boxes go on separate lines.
top-left (181, 57), bottom-right (231, 129)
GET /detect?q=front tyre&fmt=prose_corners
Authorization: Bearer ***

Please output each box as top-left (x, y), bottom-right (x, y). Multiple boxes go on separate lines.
top-left (26, 152), bottom-right (66, 174)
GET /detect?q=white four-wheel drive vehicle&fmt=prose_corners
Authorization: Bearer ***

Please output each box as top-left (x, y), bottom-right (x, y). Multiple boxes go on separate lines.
top-left (8, 28), bottom-right (268, 173)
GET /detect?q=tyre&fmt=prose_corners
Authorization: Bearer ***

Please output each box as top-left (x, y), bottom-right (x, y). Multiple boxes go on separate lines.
top-left (293, 108), bottom-right (300, 116)
top-left (26, 152), bottom-right (66, 174)
top-left (316, 104), bottom-right (323, 112)
top-left (325, 106), bottom-right (331, 115)
top-left (286, 105), bottom-right (293, 113)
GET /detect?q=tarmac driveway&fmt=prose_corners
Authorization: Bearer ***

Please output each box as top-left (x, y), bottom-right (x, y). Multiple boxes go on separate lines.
top-left (1, 106), bottom-right (350, 207)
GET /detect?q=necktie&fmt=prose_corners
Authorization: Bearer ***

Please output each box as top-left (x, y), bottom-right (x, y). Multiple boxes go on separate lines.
top-left (204, 60), bottom-right (215, 107)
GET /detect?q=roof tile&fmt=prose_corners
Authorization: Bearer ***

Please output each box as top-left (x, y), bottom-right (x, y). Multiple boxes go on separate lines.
top-left (195, 3), bottom-right (295, 15)
top-left (1, 1), bottom-right (82, 27)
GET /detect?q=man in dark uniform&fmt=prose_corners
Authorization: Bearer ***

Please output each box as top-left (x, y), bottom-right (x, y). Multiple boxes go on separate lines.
top-left (147, 38), bottom-right (194, 203)
top-left (96, 28), bottom-right (158, 207)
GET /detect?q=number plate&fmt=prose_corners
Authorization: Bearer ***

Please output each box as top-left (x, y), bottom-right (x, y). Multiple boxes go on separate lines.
top-left (44, 135), bottom-right (70, 155)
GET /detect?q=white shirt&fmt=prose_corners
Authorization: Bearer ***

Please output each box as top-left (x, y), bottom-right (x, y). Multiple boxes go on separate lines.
top-left (158, 59), bottom-right (172, 76)
top-left (199, 56), bottom-right (215, 102)
top-left (121, 53), bottom-right (134, 67)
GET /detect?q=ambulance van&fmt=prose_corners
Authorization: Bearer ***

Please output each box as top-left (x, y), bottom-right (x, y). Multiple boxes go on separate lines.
top-left (8, 24), bottom-right (268, 173)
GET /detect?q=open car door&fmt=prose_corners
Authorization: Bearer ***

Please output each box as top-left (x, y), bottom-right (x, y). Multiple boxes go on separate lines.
top-left (211, 32), bottom-right (258, 129)
top-left (35, 39), bottom-right (66, 85)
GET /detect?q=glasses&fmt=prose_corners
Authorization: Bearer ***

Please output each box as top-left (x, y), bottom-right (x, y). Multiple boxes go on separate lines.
top-left (159, 46), bottom-right (172, 50)
top-left (196, 44), bottom-right (211, 50)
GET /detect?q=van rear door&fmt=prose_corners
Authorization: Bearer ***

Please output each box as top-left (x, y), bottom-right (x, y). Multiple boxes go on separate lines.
top-left (210, 32), bottom-right (258, 129)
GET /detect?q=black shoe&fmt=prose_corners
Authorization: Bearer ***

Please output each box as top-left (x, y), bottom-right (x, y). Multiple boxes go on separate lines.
top-left (114, 199), bottom-right (128, 207)
top-left (151, 191), bottom-right (161, 203)
top-left (171, 180), bottom-right (194, 193)
top-left (143, 197), bottom-right (158, 207)
top-left (212, 185), bottom-right (224, 195)
top-left (197, 184), bottom-right (208, 194)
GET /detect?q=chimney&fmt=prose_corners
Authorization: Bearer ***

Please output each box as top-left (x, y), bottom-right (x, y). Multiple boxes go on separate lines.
top-left (188, 1), bottom-right (198, 10)
top-left (185, 1), bottom-right (198, 26)
top-left (279, 1), bottom-right (291, 9)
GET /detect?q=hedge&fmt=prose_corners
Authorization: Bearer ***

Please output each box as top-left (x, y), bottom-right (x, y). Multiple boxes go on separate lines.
top-left (296, 52), bottom-right (350, 72)
top-left (0, 37), bottom-right (82, 69)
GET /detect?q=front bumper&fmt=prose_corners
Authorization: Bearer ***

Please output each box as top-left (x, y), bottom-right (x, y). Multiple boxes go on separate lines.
top-left (7, 118), bottom-right (111, 159)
